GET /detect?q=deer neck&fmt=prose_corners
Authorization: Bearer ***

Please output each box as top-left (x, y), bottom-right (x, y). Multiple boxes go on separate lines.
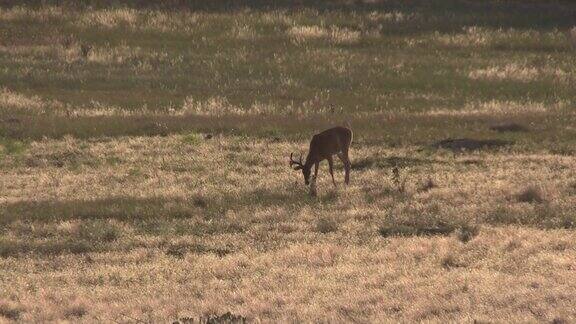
top-left (304, 153), bottom-right (316, 168)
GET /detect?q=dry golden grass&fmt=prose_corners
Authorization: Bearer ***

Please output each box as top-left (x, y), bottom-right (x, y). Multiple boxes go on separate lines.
top-left (423, 99), bottom-right (570, 116)
top-left (468, 63), bottom-right (571, 83)
top-left (1, 134), bottom-right (576, 322)
top-left (2, 1), bottom-right (576, 322)
top-left (288, 25), bottom-right (362, 45)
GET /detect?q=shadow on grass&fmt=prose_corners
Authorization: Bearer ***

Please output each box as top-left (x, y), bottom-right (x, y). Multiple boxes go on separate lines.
top-left (0, 189), bottom-right (310, 257)
top-left (379, 222), bottom-right (456, 237)
top-left (0, 238), bottom-right (93, 258)
top-left (3, 112), bottom-right (576, 155)
top-left (487, 204), bottom-right (576, 229)
top-left (0, 197), bottom-right (201, 225)
top-left (8, 0), bottom-right (576, 31)
top-left (352, 155), bottom-right (448, 170)
top-left (0, 188), bottom-right (304, 227)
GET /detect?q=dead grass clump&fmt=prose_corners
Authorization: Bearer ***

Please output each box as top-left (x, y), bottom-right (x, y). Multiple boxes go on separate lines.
top-left (64, 302), bottom-right (88, 319)
top-left (287, 25), bottom-right (328, 42)
top-left (469, 63), bottom-right (570, 83)
top-left (456, 224), bottom-right (480, 243)
top-left (0, 301), bottom-right (23, 321)
top-left (182, 132), bottom-right (202, 145)
top-left (552, 317), bottom-right (569, 324)
top-left (379, 221), bottom-right (456, 237)
top-left (468, 63), bottom-right (539, 82)
top-left (441, 254), bottom-right (467, 270)
top-left (80, 8), bottom-right (139, 28)
top-left (516, 186), bottom-right (545, 204)
top-left (203, 312), bottom-right (247, 324)
top-left (176, 312), bottom-right (246, 324)
top-left (0, 88), bottom-right (66, 114)
top-left (190, 244), bottom-right (232, 257)
top-left (392, 167), bottom-right (408, 193)
top-left (193, 196), bottom-right (208, 208)
top-left (329, 26), bottom-right (361, 45)
top-left (489, 122), bottom-right (529, 133)
top-left (287, 25), bottom-right (361, 45)
top-left (534, 205), bottom-right (576, 229)
top-left (417, 177), bottom-right (436, 193)
top-left (181, 96), bottom-right (242, 116)
top-left (315, 217), bottom-right (338, 234)
top-left (166, 244), bottom-right (187, 259)
top-left (80, 43), bottom-right (92, 58)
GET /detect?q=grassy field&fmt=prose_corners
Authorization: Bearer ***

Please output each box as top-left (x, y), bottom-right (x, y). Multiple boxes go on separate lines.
top-left (1, 0), bottom-right (576, 322)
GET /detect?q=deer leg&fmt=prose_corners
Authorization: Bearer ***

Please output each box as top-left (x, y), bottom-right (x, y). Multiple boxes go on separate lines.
top-left (338, 152), bottom-right (351, 185)
top-left (314, 162), bottom-right (319, 180)
top-left (327, 156), bottom-right (336, 186)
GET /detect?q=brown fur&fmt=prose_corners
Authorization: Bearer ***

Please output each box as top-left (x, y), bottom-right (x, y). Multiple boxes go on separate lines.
top-left (290, 126), bottom-right (353, 186)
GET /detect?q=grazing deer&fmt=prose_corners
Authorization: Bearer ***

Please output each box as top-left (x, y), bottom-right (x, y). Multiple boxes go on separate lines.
top-left (290, 126), bottom-right (352, 186)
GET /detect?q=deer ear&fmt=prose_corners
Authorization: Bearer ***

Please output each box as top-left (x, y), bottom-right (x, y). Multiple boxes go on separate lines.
top-left (292, 165), bottom-right (303, 171)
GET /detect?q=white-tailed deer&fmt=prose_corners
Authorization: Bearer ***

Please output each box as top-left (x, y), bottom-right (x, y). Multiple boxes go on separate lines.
top-left (290, 126), bottom-right (352, 186)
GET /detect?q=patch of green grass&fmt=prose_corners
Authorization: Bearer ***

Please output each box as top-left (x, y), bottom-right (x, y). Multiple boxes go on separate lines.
top-left (315, 217), bottom-right (338, 234)
top-left (0, 137), bottom-right (27, 159)
top-left (182, 132), bottom-right (202, 145)
top-left (0, 1), bottom-right (575, 152)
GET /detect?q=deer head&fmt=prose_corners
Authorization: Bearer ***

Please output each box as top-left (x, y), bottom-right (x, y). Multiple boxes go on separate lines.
top-left (290, 152), bottom-right (312, 185)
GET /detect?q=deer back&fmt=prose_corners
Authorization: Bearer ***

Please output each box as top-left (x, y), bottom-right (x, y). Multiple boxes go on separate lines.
top-left (308, 127), bottom-right (351, 161)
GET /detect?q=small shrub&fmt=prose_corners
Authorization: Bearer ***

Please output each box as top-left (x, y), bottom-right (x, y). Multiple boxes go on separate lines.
top-left (379, 222), bottom-right (455, 237)
top-left (182, 132), bottom-right (202, 145)
top-left (193, 196), bottom-right (208, 208)
top-left (535, 204), bottom-right (576, 229)
top-left (0, 301), bottom-right (22, 320)
top-left (166, 244), bottom-right (187, 259)
top-left (189, 244), bottom-right (232, 257)
top-left (551, 317), bottom-right (568, 324)
top-left (457, 224), bottom-right (480, 243)
top-left (516, 186), bottom-right (545, 203)
top-left (80, 43), bottom-right (92, 58)
top-left (316, 217), bottom-right (338, 234)
top-left (201, 312), bottom-right (247, 324)
top-left (486, 205), bottom-right (521, 225)
top-left (392, 167), bottom-right (408, 193)
top-left (441, 254), bottom-right (466, 270)
top-left (418, 177), bottom-right (436, 192)
top-left (64, 303), bottom-right (88, 318)
top-left (489, 122), bottom-right (528, 133)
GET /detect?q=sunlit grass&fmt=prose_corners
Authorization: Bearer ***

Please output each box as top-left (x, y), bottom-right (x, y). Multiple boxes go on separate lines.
top-left (1, 1), bottom-right (576, 322)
